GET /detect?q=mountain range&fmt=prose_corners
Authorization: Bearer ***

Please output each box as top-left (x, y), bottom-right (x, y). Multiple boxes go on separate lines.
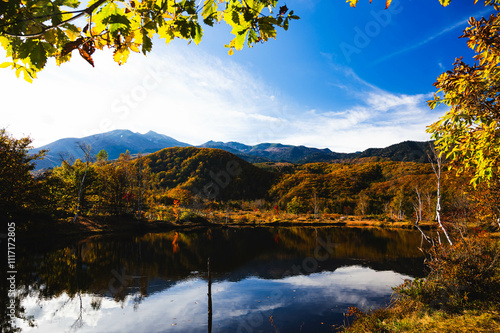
top-left (30, 129), bottom-right (434, 170)
top-left (30, 130), bottom-right (190, 170)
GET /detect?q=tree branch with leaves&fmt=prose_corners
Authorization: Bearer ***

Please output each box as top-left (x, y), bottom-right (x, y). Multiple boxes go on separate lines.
top-left (427, 6), bottom-right (500, 188)
top-left (0, 0), bottom-right (298, 82)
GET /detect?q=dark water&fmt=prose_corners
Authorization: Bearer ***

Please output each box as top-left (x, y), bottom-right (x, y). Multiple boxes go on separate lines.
top-left (2, 226), bottom-right (428, 332)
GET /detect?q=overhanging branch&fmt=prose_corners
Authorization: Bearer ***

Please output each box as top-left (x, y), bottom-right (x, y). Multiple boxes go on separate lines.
top-left (0, 0), bottom-right (108, 39)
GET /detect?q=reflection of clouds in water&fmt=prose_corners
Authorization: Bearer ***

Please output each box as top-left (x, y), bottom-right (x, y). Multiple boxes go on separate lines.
top-left (18, 278), bottom-right (210, 333)
top-left (284, 265), bottom-right (409, 290)
top-left (18, 266), bottom-right (411, 332)
top-left (279, 266), bottom-right (412, 311)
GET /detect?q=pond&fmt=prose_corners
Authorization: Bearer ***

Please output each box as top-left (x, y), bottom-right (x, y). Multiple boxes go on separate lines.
top-left (4, 226), bottom-right (428, 332)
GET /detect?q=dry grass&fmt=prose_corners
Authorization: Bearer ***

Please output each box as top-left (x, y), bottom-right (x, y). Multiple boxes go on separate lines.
top-left (207, 210), bottom-right (424, 229)
top-left (346, 306), bottom-right (500, 332)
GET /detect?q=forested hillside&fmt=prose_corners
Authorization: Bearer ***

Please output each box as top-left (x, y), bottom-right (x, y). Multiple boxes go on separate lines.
top-left (141, 147), bottom-right (277, 201)
top-left (2, 129), bottom-right (497, 231)
top-left (263, 159), bottom-right (463, 222)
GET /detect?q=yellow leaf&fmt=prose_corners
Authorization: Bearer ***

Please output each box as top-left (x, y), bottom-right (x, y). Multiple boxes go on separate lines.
top-left (129, 44), bottom-right (140, 53)
top-left (0, 36), bottom-right (8, 48)
top-left (0, 62), bottom-right (12, 69)
top-left (347, 0), bottom-right (358, 8)
top-left (113, 47), bottom-right (130, 65)
top-left (133, 30), bottom-right (143, 44)
top-left (23, 69), bottom-right (33, 83)
top-left (158, 25), bottom-right (174, 44)
top-left (385, 0), bottom-right (392, 9)
top-left (65, 29), bottom-right (79, 41)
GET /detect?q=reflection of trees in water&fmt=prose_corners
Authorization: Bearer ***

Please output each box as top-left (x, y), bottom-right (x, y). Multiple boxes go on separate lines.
top-left (7, 227), bottom-right (427, 330)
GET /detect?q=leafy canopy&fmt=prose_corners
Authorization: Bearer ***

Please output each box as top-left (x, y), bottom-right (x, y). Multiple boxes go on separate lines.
top-left (0, 129), bottom-right (46, 221)
top-left (427, 9), bottom-right (500, 186)
top-left (0, 0), bottom-right (298, 82)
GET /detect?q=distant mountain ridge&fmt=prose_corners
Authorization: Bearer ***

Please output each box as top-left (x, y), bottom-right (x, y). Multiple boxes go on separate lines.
top-left (198, 141), bottom-right (346, 163)
top-left (352, 140), bottom-right (433, 163)
top-left (199, 140), bottom-right (433, 164)
top-left (30, 129), bottom-right (433, 170)
top-left (30, 129), bottom-right (190, 170)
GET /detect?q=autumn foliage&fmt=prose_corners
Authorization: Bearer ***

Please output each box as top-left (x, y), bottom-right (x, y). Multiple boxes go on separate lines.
top-left (0, 0), bottom-right (298, 81)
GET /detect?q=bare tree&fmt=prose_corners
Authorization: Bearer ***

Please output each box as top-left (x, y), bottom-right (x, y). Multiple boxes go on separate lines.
top-left (413, 186), bottom-right (432, 243)
top-left (428, 144), bottom-right (453, 245)
top-left (312, 188), bottom-right (320, 219)
top-left (383, 201), bottom-right (392, 217)
top-left (58, 151), bottom-right (75, 165)
top-left (391, 190), bottom-right (405, 220)
top-left (357, 192), bottom-right (369, 216)
top-left (73, 142), bottom-right (93, 223)
top-left (423, 189), bottom-right (434, 221)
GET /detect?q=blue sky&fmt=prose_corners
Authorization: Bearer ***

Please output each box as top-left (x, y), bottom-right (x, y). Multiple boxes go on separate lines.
top-left (0, 0), bottom-right (495, 152)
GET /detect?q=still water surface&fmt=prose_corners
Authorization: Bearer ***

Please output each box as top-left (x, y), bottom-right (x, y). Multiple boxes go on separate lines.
top-left (9, 226), bottom-right (427, 332)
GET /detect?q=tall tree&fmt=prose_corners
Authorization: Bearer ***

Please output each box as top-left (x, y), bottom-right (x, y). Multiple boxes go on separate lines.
top-left (428, 8), bottom-right (500, 187)
top-left (428, 146), bottom-right (453, 245)
top-left (0, 0), bottom-right (298, 81)
top-left (72, 142), bottom-right (94, 222)
top-left (0, 129), bottom-right (46, 223)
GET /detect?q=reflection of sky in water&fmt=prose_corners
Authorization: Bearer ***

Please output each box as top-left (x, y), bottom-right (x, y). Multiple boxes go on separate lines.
top-left (18, 266), bottom-right (411, 333)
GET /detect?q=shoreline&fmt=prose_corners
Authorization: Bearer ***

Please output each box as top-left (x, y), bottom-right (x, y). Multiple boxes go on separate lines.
top-left (18, 211), bottom-right (437, 244)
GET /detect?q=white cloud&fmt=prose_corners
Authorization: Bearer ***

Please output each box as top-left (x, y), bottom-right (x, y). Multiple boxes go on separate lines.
top-left (1, 44), bottom-right (286, 147)
top-left (272, 71), bottom-right (439, 152)
top-left (1, 44), bottom-right (442, 152)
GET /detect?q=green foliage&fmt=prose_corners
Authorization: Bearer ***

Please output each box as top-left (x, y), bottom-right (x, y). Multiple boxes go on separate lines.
top-left (0, 0), bottom-right (298, 81)
top-left (96, 149), bottom-right (108, 162)
top-left (50, 149), bottom-right (154, 218)
top-left (428, 10), bottom-right (500, 186)
top-left (286, 196), bottom-right (309, 214)
top-left (51, 158), bottom-right (98, 215)
top-left (0, 129), bottom-right (47, 223)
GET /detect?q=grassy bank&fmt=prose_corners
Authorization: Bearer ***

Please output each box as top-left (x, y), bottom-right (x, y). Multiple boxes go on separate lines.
top-left (345, 234), bottom-right (500, 332)
top-left (200, 209), bottom-right (433, 228)
top-left (346, 305), bottom-right (500, 332)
